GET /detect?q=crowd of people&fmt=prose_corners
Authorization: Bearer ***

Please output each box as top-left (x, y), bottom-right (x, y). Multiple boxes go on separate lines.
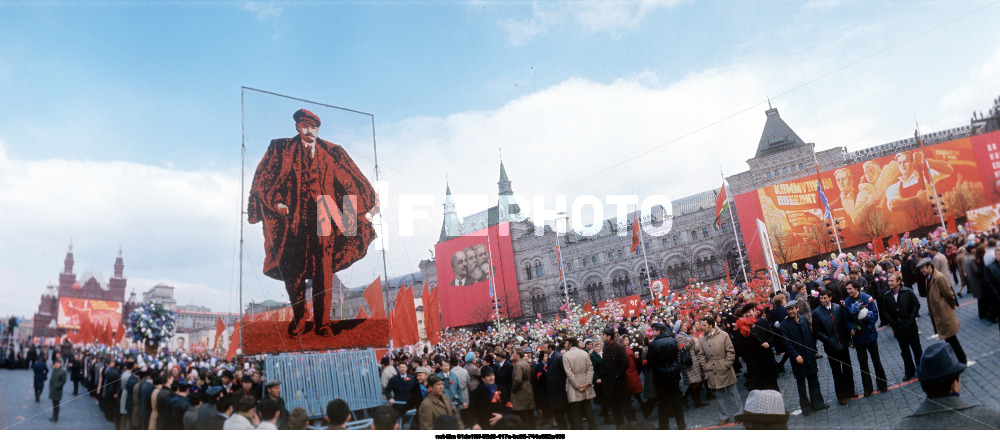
top-left (8, 225), bottom-right (1000, 430)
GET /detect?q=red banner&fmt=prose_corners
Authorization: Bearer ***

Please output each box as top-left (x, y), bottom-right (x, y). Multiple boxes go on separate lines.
top-left (57, 297), bottom-right (122, 330)
top-left (241, 319), bottom-right (390, 356)
top-left (435, 222), bottom-right (521, 327)
top-left (737, 133), bottom-right (999, 268)
top-left (598, 295), bottom-right (643, 317)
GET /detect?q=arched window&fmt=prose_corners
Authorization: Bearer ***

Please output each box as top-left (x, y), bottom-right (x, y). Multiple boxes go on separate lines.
top-left (524, 264), bottom-right (533, 280)
top-left (534, 262), bottom-right (544, 278)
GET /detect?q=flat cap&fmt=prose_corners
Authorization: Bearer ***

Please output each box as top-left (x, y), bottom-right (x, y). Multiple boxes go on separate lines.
top-left (293, 109), bottom-right (321, 127)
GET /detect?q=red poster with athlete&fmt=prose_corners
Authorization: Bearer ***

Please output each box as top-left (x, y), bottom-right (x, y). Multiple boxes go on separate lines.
top-left (435, 222), bottom-right (521, 327)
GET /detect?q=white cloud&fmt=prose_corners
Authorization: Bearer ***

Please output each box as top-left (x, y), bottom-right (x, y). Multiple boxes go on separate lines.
top-left (501, 0), bottom-right (684, 46)
top-left (0, 140), bottom-right (241, 316)
top-left (242, 1), bottom-right (282, 22)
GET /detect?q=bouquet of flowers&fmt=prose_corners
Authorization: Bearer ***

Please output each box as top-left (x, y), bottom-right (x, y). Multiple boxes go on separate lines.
top-left (127, 300), bottom-right (177, 351)
top-left (843, 297), bottom-right (872, 332)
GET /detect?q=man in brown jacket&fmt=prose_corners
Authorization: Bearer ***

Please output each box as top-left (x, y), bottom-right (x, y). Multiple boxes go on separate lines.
top-left (510, 350), bottom-right (535, 429)
top-left (418, 375), bottom-right (462, 430)
top-left (696, 315), bottom-right (742, 426)
top-left (563, 337), bottom-right (597, 430)
top-left (919, 258), bottom-right (968, 364)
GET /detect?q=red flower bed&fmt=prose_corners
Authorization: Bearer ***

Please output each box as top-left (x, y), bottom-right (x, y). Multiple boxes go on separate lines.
top-left (242, 319), bottom-right (389, 356)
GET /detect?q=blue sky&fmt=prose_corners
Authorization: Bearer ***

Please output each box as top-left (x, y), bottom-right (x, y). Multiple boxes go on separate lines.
top-left (2, 0), bottom-right (1000, 318)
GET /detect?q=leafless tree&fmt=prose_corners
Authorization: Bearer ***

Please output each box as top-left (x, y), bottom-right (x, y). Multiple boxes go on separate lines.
top-left (769, 227), bottom-right (793, 265)
top-left (857, 209), bottom-right (892, 242)
top-left (901, 197), bottom-right (937, 230)
top-left (802, 222), bottom-right (834, 256)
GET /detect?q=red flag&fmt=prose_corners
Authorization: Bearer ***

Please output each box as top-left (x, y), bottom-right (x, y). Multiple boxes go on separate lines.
top-left (947, 213), bottom-right (957, 234)
top-left (390, 285), bottom-right (419, 346)
top-left (225, 320), bottom-right (240, 361)
top-left (356, 307), bottom-right (369, 319)
top-left (363, 277), bottom-right (386, 320)
top-left (887, 234), bottom-right (900, 249)
top-left (213, 317), bottom-right (225, 350)
top-left (580, 301), bottom-right (593, 326)
top-left (714, 180), bottom-right (729, 230)
top-left (725, 259), bottom-right (732, 284)
top-left (115, 320), bottom-right (126, 347)
top-left (630, 216), bottom-right (641, 253)
top-left (423, 284), bottom-right (442, 345)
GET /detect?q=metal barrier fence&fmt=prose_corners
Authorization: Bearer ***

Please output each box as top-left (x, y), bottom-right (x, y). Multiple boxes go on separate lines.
top-left (264, 349), bottom-right (384, 418)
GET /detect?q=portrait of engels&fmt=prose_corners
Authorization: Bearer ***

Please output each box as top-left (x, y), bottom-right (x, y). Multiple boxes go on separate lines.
top-left (248, 109), bottom-right (379, 337)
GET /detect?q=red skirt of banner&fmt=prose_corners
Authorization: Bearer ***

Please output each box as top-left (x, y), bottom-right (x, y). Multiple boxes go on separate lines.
top-left (241, 319), bottom-right (390, 356)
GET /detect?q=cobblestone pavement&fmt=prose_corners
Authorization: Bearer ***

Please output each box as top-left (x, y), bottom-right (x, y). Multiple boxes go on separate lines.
top-left (0, 365), bottom-right (115, 430)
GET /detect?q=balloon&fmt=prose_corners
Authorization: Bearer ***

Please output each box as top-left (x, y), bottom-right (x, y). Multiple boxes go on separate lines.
top-left (830, 253), bottom-right (837, 260)
top-left (867, 242), bottom-right (873, 250)
top-left (792, 263), bottom-right (798, 269)
top-left (833, 258), bottom-right (841, 267)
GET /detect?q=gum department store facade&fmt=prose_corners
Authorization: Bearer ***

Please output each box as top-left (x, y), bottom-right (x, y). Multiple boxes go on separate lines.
top-left (342, 97), bottom-right (1000, 324)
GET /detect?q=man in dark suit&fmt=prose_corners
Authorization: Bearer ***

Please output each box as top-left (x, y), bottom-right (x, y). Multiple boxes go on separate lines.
top-left (780, 300), bottom-right (828, 415)
top-left (812, 289), bottom-right (856, 405)
top-left (248, 108), bottom-right (379, 338)
top-left (545, 343), bottom-right (569, 430)
top-left (882, 273), bottom-right (923, 381)
top-left (492, 350), bottom-right (514, 395)
top-left (101, 359), bottom-right (121, 422)
top-left (598, 326), bottom-right (634, 428)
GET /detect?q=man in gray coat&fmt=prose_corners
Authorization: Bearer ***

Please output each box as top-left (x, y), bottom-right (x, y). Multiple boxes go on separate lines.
top-left (893, 342), bottom-right (1000, 429)
top-left (49, 359), bottom-right (67, 423)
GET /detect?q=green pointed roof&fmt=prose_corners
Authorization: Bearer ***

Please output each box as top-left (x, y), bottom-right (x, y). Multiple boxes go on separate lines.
top-left (755, 107), bottom-right (806, 158)
top-left (499, 161), bottom-right (510, 183)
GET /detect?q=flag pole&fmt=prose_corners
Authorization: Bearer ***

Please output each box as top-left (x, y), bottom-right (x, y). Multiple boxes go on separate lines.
top-left (813, 147), bottom-right (844, 259)
top-left (720, 170), bottom-right (750, 285)
top-left (556, 213), bottom-right (570, 306)
top-left (635, 205), bottom-right (654, 299)
top-left (487, 233), bottom-right (501, 322)
top-left (914, 122), bottom-right (947, 231)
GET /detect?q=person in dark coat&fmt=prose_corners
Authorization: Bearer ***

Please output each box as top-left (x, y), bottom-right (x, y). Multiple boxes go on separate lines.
top-left (882, 273), bottom-right (923, 381)
top-left (69, 353), bottom-right (85, 395)
top-left (154, 377), bottom-right (176, 430)
top-left (102, 360), bottom-right (121, 422)
top-left (27, 345), bottom-right (37, 366)
top-left (139, 372), bottom-right (160, 430)
top-left (384, 361), bottom-right (417, 416)
top-left (588, 341), bottom-right (607, 422)
top-left (167, 381), bottom-right (192, 430)
top-left (893, 342), bottom-right (1000, 430)
top-left (48, 358), bottom-right (67, 422)
top-left (769, 293), bottom-right (791, 373)
top-left (196, 386), bottom-right (227, 430)
top-left (734, 303), bottom-right (780, 391)
top-left (812, 289), bottom-right (856, 405)
top-left (468, 366), bottom-right (511, 429)
top-left (33, 357), bottom-right (49, 402)
top-left (779, 300), bottom-right (828, 415)
top-left (531, 351), bottom-right (548, 419)
top-left (982, 248), bottom-right (1000, 326)
top-left (646, 322), bottom-right (685, 430)
top-left (545, 344), bottom-right (569, 430)
top-left (492, 350), bottom-right (514, 396)
top-left (599, 326), bottom-right (634, 428)
top-left (261, 380), bottom-right (289, 430)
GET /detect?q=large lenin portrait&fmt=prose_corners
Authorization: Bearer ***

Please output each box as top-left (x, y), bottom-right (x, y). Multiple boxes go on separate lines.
top-left (248, 109), bottom-right (379, 337)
